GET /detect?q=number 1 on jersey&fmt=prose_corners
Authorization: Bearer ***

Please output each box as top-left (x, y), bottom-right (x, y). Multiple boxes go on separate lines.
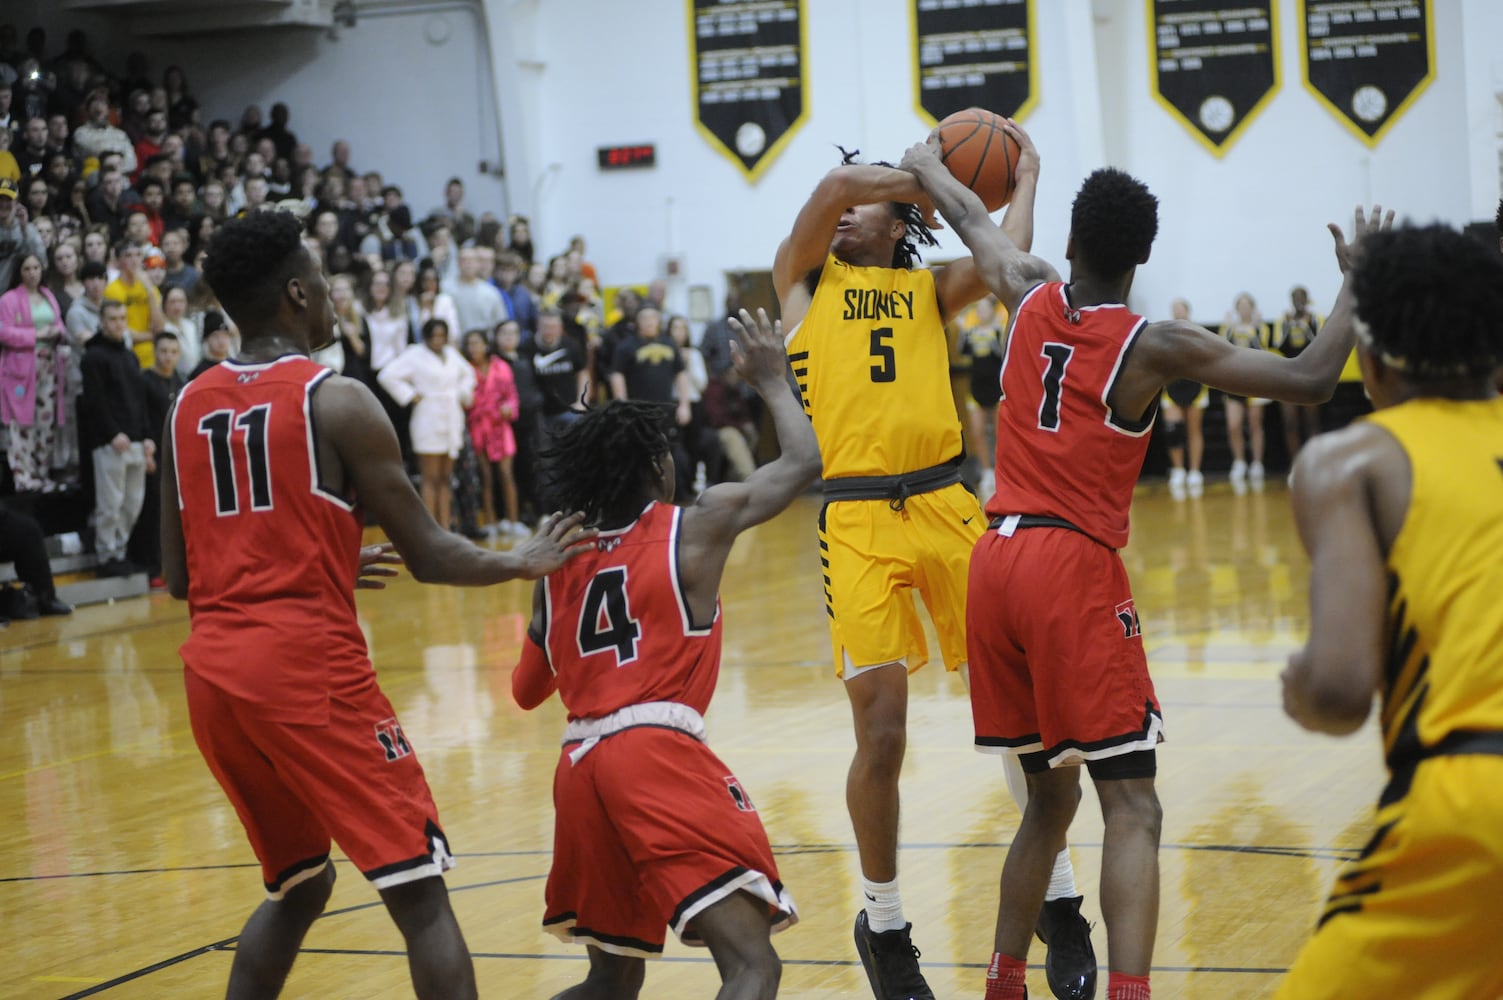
top-left (578, 567), bottom-right (642, 665)
top-left (198, 404), bottom-right (274, 516)
top-left (1038, 342), bottom-right (1075, 431)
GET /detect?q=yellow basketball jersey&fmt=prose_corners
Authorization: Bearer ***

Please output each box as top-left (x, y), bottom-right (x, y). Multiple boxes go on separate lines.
top-left (1363, 397), bottom-right (1503, 758)
top-left (786, 255), bottom-right (961, 477)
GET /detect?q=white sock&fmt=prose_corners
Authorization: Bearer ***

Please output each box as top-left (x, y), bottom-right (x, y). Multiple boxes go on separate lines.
top-left (861, 876), bottom-right (905, 932)
top-left (1045, 848), bottom-right (1078, 901)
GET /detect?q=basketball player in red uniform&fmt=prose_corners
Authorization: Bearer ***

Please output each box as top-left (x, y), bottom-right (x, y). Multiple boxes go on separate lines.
top-left (511, 307), bottom-right (821, 999)
top-left (160, 211), bottom-right (595, 1000)
top-left (901, 132), bottom-right (1390, 1000)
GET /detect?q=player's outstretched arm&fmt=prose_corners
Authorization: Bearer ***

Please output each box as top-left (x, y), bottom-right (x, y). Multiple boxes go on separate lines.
top-left (900, 133), bottom-right (1057, 316)
top-left (1281, 426), bottom-right (1395, 735)
top-left (1137, 205), bottom-right (1394, 404)
top-left (513, 582), bottom-right (558, 710)
top-left (316, 375), bottom-right (596, 585)
top-left (688, 308), bottom-right (821, 541)
top-left (773, 164), bottom-right (936, 308)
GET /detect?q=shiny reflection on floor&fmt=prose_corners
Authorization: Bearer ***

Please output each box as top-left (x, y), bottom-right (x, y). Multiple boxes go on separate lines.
top-left (1, 482), bottom-right (1384, 999)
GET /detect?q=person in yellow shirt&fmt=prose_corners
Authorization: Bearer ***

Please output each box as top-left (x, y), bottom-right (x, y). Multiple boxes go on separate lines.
top-left (0, 125), bottom-right (20, 183)
top-left (104, 241), bottom-right (163, 368)
top-left (774, 126), bottom-right (1094, 1000)
top-left (1279, 223), bottom-right (1503, 999)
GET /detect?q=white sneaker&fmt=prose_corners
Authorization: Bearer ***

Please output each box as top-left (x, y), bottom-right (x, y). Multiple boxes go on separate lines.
top-left (1229, 459), bottom-right (1248, 483)
top-left (1186, 470), bottom-right (1205, 497)
top-left (1249, 461), bottom-right (1266, 491)
top-left (1168, 467), bottom-right (1187, 500)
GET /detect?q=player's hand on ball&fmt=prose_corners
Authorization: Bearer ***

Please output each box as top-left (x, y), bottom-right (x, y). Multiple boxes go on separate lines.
top-left (899, 138), bottom-right (941, 176)
top-left (357, 542), bottom-right (402, 589)
top-left (1329, 203), bottom-right (1394, 274)
top-left (1004, 118), bottom-right (1040, 183)
top-left (727, 308), bottom-right (786, 390)
top-left (515, 511), bottom-right (599, 578)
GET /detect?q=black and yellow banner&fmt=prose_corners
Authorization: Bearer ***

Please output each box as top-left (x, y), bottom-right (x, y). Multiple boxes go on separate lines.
top-left (1300, 0), bottom-right (1433, 147)
top-left (911, 0), bottom-right (1036, 126)
top-left (1147, 1), bottom-right (1279, 157)
top-left (688, 0), bottom-right (807, 182)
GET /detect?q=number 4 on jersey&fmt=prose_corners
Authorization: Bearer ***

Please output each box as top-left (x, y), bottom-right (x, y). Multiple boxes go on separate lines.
top-left (578, 567), bottom-right (642, 665)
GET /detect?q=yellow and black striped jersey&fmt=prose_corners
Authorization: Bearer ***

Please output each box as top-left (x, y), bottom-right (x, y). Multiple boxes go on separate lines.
top-left (786, 255), bottom-right (961, 478)
top-left (1364, 397), bottom-right (1503, 762)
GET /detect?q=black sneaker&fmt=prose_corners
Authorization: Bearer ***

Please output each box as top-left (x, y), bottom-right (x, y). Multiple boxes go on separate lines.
top-left (854, 911), bottom-right (935, 1000)
top-left (1034, 895), bottom-right (1098, 1000)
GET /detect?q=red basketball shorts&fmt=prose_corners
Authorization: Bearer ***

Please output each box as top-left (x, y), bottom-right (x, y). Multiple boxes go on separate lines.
top-left (185, 667), bottom-right (453, 898)
top-left (543, 726), bottom-right (797, 957)
top-left (967, 525), bottom-right (1163, 771)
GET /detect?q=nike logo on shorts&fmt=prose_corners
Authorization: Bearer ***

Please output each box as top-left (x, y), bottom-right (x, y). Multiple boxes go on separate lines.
top-left (962, 515), bottom-right (975, 525)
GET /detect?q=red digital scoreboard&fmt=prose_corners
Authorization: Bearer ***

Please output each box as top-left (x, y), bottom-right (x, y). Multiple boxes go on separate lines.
top-left (597, 144), bottom-right (657, 170)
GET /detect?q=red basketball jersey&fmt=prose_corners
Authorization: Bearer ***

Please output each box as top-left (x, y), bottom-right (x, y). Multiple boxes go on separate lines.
top-left (171, 356), bottom-right (370, 723)
top-left (540, 502), bottom-right (722, 720)
top-left (986, 282), bottom-right (1155, 549)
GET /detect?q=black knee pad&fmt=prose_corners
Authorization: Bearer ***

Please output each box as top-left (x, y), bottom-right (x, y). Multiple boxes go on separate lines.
top-left (1161, 419), bottom-right (1186, 450)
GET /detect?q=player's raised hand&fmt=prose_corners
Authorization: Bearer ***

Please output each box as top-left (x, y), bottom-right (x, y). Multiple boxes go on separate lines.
top-left (512, 511), bottom-right (599, 578)
top-left (728, 308), bottom-right (787, 390)
top-left (899, 135), bottom-right (942, 177)
top-left (1003, 118), bottom-right (1040, 183)
top-left (1329, 203), bottom-right (1395, 274)
top-left (356, 542), bottom-right (402, 589)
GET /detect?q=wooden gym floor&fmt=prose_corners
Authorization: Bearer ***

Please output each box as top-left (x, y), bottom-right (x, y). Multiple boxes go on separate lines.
top-left (1, 483), bottom-right (1384, 999)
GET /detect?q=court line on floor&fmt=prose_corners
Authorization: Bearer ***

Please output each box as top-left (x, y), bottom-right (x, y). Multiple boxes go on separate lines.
top-left (56, 872), bottom-right (550, 998)
top-left (266, 946), bottom-right (1289, 976)
top-left (6, 839), bottom-right (1360, 885)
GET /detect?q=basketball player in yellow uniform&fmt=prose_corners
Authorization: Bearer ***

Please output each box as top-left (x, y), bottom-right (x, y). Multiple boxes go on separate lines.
top-left (1278, 223), bottom-right (1503, 999)
top-left (1273, 286), bottom-right (1322, 464)
top-left (774, 128), bottom-right (1095, 1000)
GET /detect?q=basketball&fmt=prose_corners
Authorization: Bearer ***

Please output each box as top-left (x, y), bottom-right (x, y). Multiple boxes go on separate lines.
top-left (935, 107), bottom-right (1021, 212)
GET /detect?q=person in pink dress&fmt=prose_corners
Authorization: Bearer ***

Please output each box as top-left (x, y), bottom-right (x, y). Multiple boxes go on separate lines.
top-left (463, 329), bottom-right (522, 536)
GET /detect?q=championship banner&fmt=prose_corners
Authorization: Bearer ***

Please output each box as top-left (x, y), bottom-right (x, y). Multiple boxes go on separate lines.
top-left (911, 0), bottom-right (1036, 126)
top-left (688, 0), bottom-right (807, 182)
top-left (1147, 1), bottom-right (1279, 157)
top-left (1300, 0), bottom-right (1433, 147)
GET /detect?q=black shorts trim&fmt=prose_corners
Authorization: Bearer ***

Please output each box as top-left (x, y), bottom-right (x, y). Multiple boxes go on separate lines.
top-left (264, 852), bottom-right (331, 895)
top-left (569, 923), bottom-right (665, 956)
top-left (668, 866), bottom-right (755, 933)
top-left (361, 819), bottom-right (451, 883)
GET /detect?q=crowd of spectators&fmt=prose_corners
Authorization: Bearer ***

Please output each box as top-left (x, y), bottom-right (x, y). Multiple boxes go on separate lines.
top-left (0, 22), bottom-right (761, 588)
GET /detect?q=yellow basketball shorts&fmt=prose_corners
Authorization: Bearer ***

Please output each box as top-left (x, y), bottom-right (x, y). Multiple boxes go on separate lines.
top-left (1274, 755), bottom-right (1503, 1000)
top-left (818, 482), bottom-right (985, 677)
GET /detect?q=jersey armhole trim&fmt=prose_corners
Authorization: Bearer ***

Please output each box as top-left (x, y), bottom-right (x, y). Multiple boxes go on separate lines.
top-left (996, 281), bottom-right (1051, 404)
top-left (1102, 317), bottom-right (1157, 437)
top-left (669, 506), bottom-right (719, 635)
top-left (167, 390), bottom-right (187, 511)
top-left (304, 369), bottom-right (357, 511)
top-left (538, 578), bottom-right (556, 675)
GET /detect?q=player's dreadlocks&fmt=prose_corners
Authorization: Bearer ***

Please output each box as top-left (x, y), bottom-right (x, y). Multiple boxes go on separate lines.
top-left (837, 146), bottom-right (940, 269)
top-left (1352, 224), bottom-right (1503, 381)
top-left (539, 400), bottom-right (672, 529)
top-left (1069, 168), bottom-right (1159, 279)
top-left (202, 210), bottom-right (306, 324)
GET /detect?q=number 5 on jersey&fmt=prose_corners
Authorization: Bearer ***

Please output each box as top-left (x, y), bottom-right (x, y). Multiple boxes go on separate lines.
top-left (577, 567), bottom-right (642, 665)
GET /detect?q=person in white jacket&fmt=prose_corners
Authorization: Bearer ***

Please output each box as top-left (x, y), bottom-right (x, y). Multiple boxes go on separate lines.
top-left (378, 318), bottom-right (475, 530)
